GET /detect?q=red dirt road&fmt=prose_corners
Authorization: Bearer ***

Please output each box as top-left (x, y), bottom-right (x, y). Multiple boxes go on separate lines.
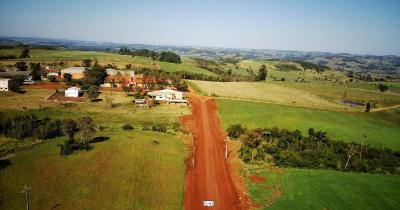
top-left (181, 91), bottom-right (248, 210)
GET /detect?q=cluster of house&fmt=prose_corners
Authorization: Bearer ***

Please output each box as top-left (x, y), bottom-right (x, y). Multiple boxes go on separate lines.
top-left (57, 67), bottom-right (158, 88)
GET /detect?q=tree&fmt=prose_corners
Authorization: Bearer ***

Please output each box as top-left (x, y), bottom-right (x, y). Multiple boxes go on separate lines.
top-left (256, 64), bottom-right (267, 81)
top-left (29, 63), bottom-right (42, 80)
top-left (159, 51), bottom-right (181, 64)
top-left (344, 144), bottom-right (358, 170)
top-left (86, 85), bottom-right (99, 101)
top-left (19, 48), bottom-right (30, 58)
top-left (83, 65), bottom-right (108, 86)
top-left (377, 84), bottom-right (388, 92)
top-left (62, 119), bottom-right (78, 142)
top-left (227, 124), bottom-right (246, 139)
top-left (77, 117), bottom-right (96, 150)
top-left (82, 59), bottom-right (92, 67)
top-left (63, 73), bottom-right (72, 83)
top-left (365, 102), bottom-right (371, 112)
top-left (15, 61), bottom-right (28, 71)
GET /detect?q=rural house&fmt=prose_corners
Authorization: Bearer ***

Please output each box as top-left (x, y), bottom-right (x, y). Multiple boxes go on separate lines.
top-left (65, 87), bottom-right (81, 97)
top-left (147, 89), bottom-right (187, 104)
top-left (61, 67), bottom-right (85, 80)
top-left (0, 78), bottom-right (11, 91)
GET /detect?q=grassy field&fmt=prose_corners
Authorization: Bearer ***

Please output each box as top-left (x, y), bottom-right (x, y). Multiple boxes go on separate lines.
top-left (0, 89), bottom-right (190, 210)
top-left (217, 99), bottom-right (400, 150)
top-left (189, 80), bottom-right (400, 110)
top-left (0, 48), bottom-right (218, 77)
top-left (245, 167), bottom-right (400, 210)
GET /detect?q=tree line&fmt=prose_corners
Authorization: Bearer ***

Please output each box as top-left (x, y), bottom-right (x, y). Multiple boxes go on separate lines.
top-left (0, 112), bottom-right (98, 156)
top-left (227, 124), bottom-right (400, 174)
top-left (118, 47), bottom-right (181, 64)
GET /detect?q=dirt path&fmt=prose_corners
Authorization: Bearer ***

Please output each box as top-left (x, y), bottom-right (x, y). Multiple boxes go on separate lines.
top-left (181, 90), bottom-right (249, 210)
top-left (371, 104), bottom-right (400, 112)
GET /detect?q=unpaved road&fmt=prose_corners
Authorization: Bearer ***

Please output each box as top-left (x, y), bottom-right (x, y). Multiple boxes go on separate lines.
top-left (181, 91), bottom-right (248, 210)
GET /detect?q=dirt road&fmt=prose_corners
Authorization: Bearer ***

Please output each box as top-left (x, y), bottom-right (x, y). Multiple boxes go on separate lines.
top-left (181, 91), bottom-right (247, 210)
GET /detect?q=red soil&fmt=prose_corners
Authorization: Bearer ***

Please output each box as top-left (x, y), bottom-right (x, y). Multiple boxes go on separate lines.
top-left (249, 175), bottom-right (266, 183)
top-left (181, 90), bottom-right (250, 210)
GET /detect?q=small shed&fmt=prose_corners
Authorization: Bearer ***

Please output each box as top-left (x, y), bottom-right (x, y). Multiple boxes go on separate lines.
top-left (65, 87), bottom-right (81, 98)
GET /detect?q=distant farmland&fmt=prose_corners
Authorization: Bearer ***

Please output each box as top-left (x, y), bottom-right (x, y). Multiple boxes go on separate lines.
top-left (189, 80), bottom-right (400, 110)
top-left (0, 48), bottom-right (218, 77)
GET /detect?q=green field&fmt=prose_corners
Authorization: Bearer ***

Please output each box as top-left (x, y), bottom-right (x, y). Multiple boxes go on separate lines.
top-left (217, 99), bottom-right (400, 150)
top-left (245, 167), bottom-right (400, 210)
top-left (190, 80), bottom-right (400, 110)
top-left (0, 90), bottom-right (190, 210)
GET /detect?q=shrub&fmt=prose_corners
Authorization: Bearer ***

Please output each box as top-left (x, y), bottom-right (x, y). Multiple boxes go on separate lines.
top-left (48, 75), bottom-right (57, 82)
top-left (152, 123), bottom-right (167, 132)
top-left (227, 124), bottom-right (246, 139)
top-left (122, 124), bottom-right (134, 130)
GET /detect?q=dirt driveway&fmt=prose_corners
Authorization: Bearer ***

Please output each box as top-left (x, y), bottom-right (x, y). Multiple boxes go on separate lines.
top-left (181, 90), bottom-right (249, 210)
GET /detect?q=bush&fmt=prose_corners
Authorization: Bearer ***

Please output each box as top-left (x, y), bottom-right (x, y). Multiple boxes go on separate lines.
top-left (152, 123), bottom-right (167, 132)
top-left (122, 124), bottom-right (134, 130)
top-left (47, 75), bottom-right (57, 82)
top-left (227, 124), bottom-right (246, 139)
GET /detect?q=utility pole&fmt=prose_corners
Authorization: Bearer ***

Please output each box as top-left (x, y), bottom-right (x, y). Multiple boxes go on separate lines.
top-left (22, 184), bottom-right (31, 210)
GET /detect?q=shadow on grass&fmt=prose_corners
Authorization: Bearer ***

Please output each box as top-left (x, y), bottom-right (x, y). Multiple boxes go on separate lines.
top-left (91, 98), bottom-right (103, 102)
top-left (90, 136), bottom-right (110, 143)
top-left (0, 159), bottom-right (11, 170)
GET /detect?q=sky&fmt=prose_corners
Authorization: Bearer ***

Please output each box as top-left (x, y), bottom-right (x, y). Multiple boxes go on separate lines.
top-left (0, 0), bottom-right (399, 55)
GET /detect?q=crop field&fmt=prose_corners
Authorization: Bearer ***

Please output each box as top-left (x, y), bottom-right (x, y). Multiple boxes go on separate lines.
top-left (245, 167), bottom-right (400, 210)
top-left (217, 99), bottom-right (400, 150)
top-left (189, 80), bottom-right (400, 109)
top-left (0, 89), bottom-right (190, 210)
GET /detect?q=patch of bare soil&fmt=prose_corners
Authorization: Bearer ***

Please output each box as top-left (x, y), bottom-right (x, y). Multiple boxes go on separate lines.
top-left (249, 175), bottom-right (266, 183)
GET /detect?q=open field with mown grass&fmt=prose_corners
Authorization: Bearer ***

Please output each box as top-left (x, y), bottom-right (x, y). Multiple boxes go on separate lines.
top-left (189, 80), bottom-right (400, 110)
top-left (244, 167), bottom-right (400, 210)
top-left (0, 48), bottom-right (218, 77)
top-left (0, 130), bottom-right (186, 210)
top-left (217, 99), bottom-right (400, 150)
top-left (0, 89), bottom-right (190, 210)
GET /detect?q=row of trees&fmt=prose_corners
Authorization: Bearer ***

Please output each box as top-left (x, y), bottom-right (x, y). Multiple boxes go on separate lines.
top-left (0, 112), bottom-right (97, 156)
top-left (227, 124), bottom-right (400, 174)
top-left (118, 47), bottom-right (182, 64)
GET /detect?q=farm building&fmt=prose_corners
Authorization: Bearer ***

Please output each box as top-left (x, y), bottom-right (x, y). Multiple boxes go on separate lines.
top-left (147, 89), bottom-right (187, 104)
top-left (60, 67), bottom-right (85, 80)
top-left (0, 78), bottom-right (11, 91)
top-left (65, 87), bottom-right (81, 97)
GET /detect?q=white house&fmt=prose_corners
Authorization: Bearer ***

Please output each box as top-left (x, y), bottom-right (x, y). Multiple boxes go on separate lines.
top-left (0, 78), bottom-right (11, 91)
top-left (147, 89), bottom-right (187, 104)
top-left (65, 87), bottom-right (81, 97)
